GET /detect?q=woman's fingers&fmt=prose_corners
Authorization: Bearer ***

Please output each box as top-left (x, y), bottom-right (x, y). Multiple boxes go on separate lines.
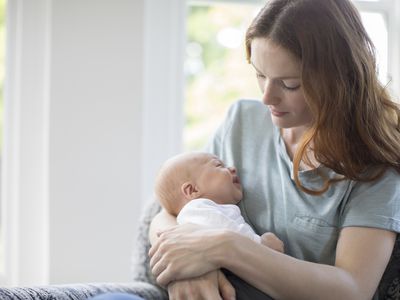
top-left (150, 244), bottom-right (173, 280)
top-left (149, 226), bottom-right (178, 257)
top-left (149, 233), bottom-right (173, 270)
top-left (149, 245), bottom-right (163, 269)
top-left (155, 258), bottom-right (189, 286)
top-left (218, 271), bottom-right (236, 300)
top-left (261, 232), bottom-right (285, 253)
top-left (167, 271), bottom-right (223, 300)
top-left (156, 267), bottom-right (172, 287)
top-left (151, 256), bottom-right (168, 279)
top-left (148, 241), bottom-right (158, 257)
top-left (149, 232), bottom-right (167, 258)
top-left (156, 224), bottom-right (179, 237)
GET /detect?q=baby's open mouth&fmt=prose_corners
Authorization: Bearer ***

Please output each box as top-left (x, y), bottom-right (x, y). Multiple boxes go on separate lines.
top-left (233, 176), bottom-right (240, 184)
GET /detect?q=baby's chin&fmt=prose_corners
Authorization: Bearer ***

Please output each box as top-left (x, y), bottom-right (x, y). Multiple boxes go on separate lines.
top-left (234, 194), bottom-right (243, 205)
top-left (237, 189), bottom-right (244, 201)
top-left (214, 196), bottom-right (241, 205)
top-left (227, 192), bottom-right (242, 205)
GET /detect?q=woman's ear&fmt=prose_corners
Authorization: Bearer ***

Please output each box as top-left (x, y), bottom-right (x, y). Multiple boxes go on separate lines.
top-left (181, 182), bottom-right (200, 200)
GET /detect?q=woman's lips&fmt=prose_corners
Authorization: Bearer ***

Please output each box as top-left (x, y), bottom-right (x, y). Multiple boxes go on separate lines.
top-left (270, 108), bottom-right (288, 117)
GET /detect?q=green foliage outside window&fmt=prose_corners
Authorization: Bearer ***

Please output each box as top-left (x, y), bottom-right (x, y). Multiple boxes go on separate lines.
top-left (184, 4), bottom-right (262, 151)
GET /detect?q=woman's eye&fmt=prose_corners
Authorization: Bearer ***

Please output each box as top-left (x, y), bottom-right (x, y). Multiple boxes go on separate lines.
top-left (281, 81), bottom-right (300, 91)
top-left (256, 73), bottom-right (266, 79)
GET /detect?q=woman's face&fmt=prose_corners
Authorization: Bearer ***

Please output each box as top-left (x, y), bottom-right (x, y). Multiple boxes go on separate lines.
top-left (250, 38), bottom-right (313, 131)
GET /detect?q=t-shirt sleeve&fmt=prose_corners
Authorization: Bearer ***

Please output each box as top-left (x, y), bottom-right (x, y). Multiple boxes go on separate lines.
top-left (340, 168), bottom-right (400, 233)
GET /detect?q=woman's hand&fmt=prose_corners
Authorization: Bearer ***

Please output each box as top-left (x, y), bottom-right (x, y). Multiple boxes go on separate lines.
top-left (261, 232), bottom-right (285, 253)
top-left (149, 223), bottom-right (227, 286)
top-left (167, 270), bottom-right (236, 300)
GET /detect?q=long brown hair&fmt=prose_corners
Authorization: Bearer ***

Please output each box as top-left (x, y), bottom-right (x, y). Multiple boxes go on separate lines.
top-left (245, 0), bottom-right (400, 195)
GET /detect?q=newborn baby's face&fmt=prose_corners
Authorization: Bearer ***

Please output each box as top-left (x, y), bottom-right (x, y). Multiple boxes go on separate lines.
top-left (195, 154), bottom-right (243, 205)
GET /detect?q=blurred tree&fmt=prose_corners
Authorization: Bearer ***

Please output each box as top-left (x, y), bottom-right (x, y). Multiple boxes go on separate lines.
top-left (184, 4), bottom-right (261, 151)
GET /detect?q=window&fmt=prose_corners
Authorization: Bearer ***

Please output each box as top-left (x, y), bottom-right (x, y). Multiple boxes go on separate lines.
top-left (184, 0), bottom-right (398, 151)
top-left (0, 0), bottom-right (5, 279)
top-left (184, 3), bottom-right (261, 151)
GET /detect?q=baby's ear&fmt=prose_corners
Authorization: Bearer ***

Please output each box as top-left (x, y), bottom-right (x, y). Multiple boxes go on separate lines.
top-left (181, 182), bottom-right (200, 200)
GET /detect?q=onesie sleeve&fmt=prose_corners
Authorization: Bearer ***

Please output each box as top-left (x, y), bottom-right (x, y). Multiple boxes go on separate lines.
top-left (340, 168), bottom-right (400, 233)
top-left (177, 199), bottom-right (261, 243)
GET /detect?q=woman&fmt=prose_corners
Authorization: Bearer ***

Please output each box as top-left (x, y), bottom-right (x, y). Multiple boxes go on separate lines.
top-left (149, 0), bottom-right (400, 299)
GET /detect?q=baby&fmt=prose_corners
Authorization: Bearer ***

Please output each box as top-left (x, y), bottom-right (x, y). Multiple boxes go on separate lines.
top-left (154, 152), bottom-right (283, 252)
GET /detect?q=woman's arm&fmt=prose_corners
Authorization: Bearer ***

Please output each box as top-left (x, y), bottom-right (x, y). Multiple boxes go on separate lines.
top-left (224, 227), bottom-right (395, 300)
top-left (150, 226), bottom-right (396, 300)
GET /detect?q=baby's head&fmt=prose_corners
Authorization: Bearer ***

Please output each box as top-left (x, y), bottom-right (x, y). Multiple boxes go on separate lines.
top-left (154, 152), bottom-right (243, 216)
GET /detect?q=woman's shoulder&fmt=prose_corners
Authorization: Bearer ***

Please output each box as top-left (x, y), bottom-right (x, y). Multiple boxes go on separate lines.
top-left (224, 99), bottom-right (272, 128)
top-left (356, 167), bottom-right (400, 190)
top-left (346, 168), bottom-right (400, 203)
top-left (204, 99), bottom-right (276, 161)
top-left (380, 167), bottom-right (400, 182)
top-left (374, 167), bottom-right (400, 195)
top-left (227, 99), bottom-right (266, 116)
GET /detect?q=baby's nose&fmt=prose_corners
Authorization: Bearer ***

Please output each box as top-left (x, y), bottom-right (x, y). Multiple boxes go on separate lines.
top-left (228, 166), bottom-right (237, 174)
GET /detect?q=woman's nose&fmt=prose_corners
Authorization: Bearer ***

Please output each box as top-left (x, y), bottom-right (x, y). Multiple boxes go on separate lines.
top-left (261, 80), bottom-right (280, 106)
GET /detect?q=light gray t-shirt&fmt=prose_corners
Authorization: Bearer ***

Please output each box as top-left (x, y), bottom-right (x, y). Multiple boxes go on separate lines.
top-left (205, 99), bottom-right (400, 266)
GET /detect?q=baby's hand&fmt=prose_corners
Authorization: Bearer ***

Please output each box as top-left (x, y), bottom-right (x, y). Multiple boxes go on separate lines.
top-left (261, 232), bottom-right (284, 253)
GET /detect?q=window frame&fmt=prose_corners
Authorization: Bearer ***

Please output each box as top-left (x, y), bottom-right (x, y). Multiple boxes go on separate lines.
top-left (353, 0), bottom-right (400, 99)
top-left (0, 0), bottom-right (50, 286)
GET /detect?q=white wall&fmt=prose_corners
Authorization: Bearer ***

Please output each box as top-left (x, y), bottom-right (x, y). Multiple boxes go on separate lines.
top-left (3, 0), bottom-right (185, 285)
top-left (48, 0), bottom-right (145, 283)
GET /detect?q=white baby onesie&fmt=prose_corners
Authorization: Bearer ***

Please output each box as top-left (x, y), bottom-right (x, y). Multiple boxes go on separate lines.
top-left (176, 198), bottom-right (261, 243)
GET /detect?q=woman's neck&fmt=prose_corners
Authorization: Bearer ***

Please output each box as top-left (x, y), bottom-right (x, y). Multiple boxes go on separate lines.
top-left (280, 127), bottom-right (305, 158)
top-left (280, 127), bottom-right (319, 170)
